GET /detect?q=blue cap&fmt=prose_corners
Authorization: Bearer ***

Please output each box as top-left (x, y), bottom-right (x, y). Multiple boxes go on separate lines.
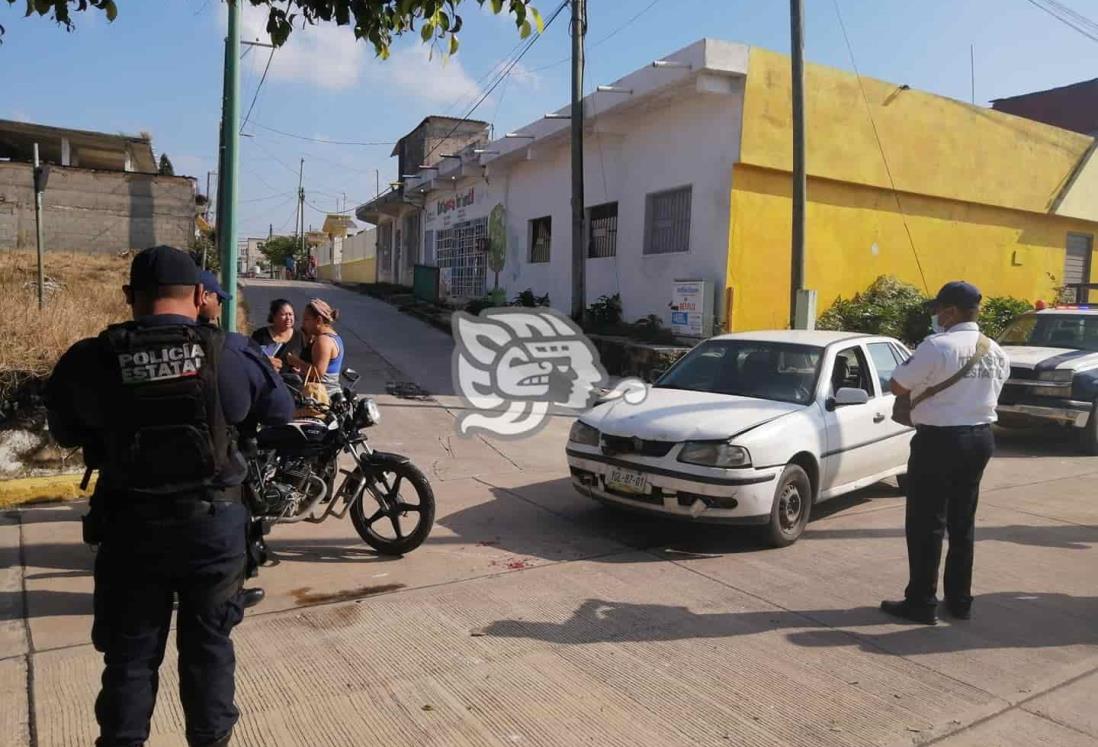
top-left (198, 270), bottom-right (231, 301)
top-left (931, 281), bottom-right (981, 310)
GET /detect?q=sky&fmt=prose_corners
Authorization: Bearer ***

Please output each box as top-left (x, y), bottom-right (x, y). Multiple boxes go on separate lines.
top-left (2, 0), bottom-right (1097, 240)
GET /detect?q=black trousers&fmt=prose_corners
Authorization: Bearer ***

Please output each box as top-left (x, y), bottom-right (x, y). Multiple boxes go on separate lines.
top-left (92, 501), bottom-right (247, 747)
top-left (904, 424), bottom-right (994, 610)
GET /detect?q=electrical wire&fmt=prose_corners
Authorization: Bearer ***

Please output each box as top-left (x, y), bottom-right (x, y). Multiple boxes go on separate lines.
top-left (241, 47), bottom-right (276, 132)
top-left (831, 0), bottom-right (929, 293)
top-left (247, 121), bottom-right (395, 146)
top-left (1023, 0), bottom-right (1098, 43)
top-left (420, 0), bottom-right (569, 165)
top-left (530, 0), bottom-right (664, 73)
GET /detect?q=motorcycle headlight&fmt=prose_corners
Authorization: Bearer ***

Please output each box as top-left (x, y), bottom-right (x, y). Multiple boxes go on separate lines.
top-left (569, 420), bottom-right (600, 447)
top-left (354, 398), bottom-right (381, 428)
top-left (678, 441), bottom-right (751, 468)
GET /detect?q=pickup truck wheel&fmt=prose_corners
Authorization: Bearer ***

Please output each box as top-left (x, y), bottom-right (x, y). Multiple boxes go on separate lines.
top-left (761, 464), bottom-right (812, 548)
top-left (1081, 400), bottom-right (1098, 456)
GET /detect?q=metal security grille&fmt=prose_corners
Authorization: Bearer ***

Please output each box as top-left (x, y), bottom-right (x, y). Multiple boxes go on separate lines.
top-left (530, 216), bottom-right (551, 263)
top-left (377, 222), bottom-right (393, 282)
top-left (644, 186), bottom-right (692, 255)
top-left (588, 202), bottom-right (618, 258)
top-left (403, 213), bottom-right (421, 271)
top-left (436, 217), bottom-right (488, 298)
top-left (1065, 233), bottom-right (1093, 302)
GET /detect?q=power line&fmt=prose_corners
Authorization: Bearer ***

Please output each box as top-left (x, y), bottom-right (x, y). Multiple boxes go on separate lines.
top-left (531, 0), bottom-right (664, 73)
top-left (241, 47), bottom-right (276, 132)
top-left (831, 0), bottom-right (929, 293)
top-left (1023, 0), bottom-right (1098, 42)
top-left (247, 120), bottom-right (395, 146)
top-left (421, 0), bottom-right (569, 165)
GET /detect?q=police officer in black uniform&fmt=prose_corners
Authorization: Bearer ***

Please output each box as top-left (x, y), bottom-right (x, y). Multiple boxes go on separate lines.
top-left (46, 246), bottom-right (293, 747)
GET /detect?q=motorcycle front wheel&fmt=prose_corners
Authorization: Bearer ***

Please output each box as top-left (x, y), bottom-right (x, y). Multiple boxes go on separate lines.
top-left (349, 460), bottom-right (435, 556)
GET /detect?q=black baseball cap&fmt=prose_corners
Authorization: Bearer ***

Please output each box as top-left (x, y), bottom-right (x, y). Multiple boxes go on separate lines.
top-left (128, 245), bottom-right (199, 290)
top-left (929, 280), bottom-right (982, 311)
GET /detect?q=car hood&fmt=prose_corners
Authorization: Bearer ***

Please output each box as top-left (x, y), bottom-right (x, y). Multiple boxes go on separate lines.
top-left (1002, 346), bottom-right (1098, 372)
top-left (581, 387), bottom-right (803, 442)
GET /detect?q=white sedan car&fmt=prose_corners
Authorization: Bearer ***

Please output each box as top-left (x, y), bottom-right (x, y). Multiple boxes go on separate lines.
top-left (567, 331), bottom-right (914, 546)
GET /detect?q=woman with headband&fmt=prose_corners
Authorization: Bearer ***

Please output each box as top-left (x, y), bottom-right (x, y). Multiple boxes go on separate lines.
top-left (288, 298), bottom-right (346, 395)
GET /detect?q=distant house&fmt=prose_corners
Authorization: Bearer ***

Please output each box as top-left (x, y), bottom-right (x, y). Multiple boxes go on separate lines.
top-left (0, 119), bottom-right (197, 253)
top-left (991, 79), bottom-right (1098, 136)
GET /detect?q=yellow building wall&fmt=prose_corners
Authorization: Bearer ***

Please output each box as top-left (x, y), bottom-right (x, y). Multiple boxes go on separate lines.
top-left (338, 257), bottom-right (376, 284)
top-left (726, 46), bottom-right (1098, 332)
top-left (727, 166), bottom-right (1098, 331)
top-left (317, 264), bottom-right (337, 281)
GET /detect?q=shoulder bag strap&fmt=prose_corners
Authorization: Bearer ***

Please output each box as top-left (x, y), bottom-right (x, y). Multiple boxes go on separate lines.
top-left (910, 334), bottom-right (992, 409)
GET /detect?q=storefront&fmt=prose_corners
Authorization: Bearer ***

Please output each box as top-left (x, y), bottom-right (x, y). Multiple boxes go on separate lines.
top-left (423, 177), bottom-right (500, 299)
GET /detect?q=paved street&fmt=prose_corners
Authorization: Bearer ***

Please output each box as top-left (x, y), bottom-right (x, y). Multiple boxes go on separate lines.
top-left (2, 278), bottom-right (1096, 746)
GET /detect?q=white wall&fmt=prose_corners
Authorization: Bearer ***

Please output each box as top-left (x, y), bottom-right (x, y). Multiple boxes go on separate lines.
top-left (495, 78), bottom-right (744, 326)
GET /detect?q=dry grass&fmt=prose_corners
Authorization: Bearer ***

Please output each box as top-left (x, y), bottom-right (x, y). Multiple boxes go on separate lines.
top-left (0, 250), bottom-right (131, 403)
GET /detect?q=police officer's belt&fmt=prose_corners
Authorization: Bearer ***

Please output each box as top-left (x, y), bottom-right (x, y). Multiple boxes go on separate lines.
top-left (113, 485), bottom-right (243, 521)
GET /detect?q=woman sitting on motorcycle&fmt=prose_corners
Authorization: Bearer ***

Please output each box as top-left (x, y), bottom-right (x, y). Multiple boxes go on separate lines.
top-left (288, 298), bottom-right (345, 396)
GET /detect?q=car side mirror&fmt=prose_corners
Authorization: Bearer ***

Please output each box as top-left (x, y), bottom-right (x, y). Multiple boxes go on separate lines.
top-left (829, 387), bottom-right (869, 410)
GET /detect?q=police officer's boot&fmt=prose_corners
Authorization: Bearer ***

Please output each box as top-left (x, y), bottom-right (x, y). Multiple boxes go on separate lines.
top-left (242, 588), bottom-right (265, 609)
top-left (195, 730), bottom-right (232, 747)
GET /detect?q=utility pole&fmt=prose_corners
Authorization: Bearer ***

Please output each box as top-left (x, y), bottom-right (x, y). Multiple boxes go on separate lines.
top-left (32, 143), bottom-right (45, 310)
top-left (374, 168), bottom-right (380, 198)
top-left (217, 0), bottom-right (241, 330)
top-left (789, 0), bottom-right (814, 330)
top-left (297, 158), bottom-right (305, 263)
top-left (205, 171), bottom-right (213, 222)
top-left (569, 0), bottom-right (587, 320)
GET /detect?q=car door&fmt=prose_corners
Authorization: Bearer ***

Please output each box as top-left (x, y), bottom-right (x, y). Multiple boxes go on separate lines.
top-left (865, 341), bottom-right (914, 472)
top-left (820, 344), bottom-right (890, 493)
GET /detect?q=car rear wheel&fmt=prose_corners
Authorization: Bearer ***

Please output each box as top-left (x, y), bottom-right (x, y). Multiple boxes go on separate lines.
top-left (762, 464), bottom-right (812, 548)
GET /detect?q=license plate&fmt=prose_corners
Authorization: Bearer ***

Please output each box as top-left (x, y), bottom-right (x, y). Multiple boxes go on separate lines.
top-left (606, 467), bottom-right (649, 494)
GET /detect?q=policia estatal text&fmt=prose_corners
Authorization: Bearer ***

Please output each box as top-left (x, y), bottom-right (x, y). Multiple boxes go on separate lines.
top-left (46, 246), bottom-right (293, 747)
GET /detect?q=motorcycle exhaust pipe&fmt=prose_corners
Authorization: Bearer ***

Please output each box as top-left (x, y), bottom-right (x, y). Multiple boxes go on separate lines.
top-left (271, 474), bottom-right (328, 524)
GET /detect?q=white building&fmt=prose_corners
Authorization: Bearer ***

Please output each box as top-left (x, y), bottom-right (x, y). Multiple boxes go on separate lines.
top-left (399, 38), bottom-right (746, 331)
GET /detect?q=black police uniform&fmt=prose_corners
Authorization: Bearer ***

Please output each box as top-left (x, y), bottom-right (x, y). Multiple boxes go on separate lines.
top-left (46, 250), bottom-right (293, 747)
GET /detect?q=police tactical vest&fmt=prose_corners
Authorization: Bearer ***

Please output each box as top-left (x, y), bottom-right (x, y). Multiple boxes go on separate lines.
top-left (98, 322), bottom-right (233, 496)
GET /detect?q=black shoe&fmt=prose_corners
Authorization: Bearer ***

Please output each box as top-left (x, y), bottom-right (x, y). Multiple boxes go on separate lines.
top-left (944, 601), bottom-right (971, 620)
top-left (880, 599), bottom-right (938, 625)
top-left (242, 588), bottom-right (266, 609)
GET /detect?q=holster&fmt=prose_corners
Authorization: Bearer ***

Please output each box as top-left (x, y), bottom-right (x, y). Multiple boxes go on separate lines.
top-left (81, 508), bottom-right (104, 545)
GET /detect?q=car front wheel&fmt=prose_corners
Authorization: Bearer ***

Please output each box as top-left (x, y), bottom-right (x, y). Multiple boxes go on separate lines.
top-left (762, 464), bottom-right (813, 548)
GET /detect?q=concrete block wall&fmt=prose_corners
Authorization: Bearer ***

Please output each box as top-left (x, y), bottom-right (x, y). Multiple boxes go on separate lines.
top-left (0, 162), bottom-right (196, 253)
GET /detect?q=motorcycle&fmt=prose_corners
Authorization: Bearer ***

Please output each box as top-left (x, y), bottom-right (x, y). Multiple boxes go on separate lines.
top-left (243, 368), bottom-right (435, 556)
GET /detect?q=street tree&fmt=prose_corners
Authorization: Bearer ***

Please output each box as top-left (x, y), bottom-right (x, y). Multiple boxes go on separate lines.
top-left (2, 1), bottom-right (544, 54)
top-left (158, 154), bottom-right (175, 176)
top-left (259, 235), bottom-right (308, 269)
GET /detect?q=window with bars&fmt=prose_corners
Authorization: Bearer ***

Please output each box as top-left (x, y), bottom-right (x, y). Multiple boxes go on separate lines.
top-left (436, 217), bottom-right (488, 298)
top-left (377, 222), bottom-right (393, 280)
top-left (644, 186), bottom-right (692, 255)
top-left (587, 202), bottom-right (618, 258)
top-left (1065, 233), bottom-right (1093, 303)
top-left (403, 213), bottom-right (421, 270)
top-left (529, 216), bottom-right (552, 263)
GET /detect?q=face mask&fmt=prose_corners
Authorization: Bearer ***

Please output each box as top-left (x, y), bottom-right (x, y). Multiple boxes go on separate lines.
top-left (931, 314), bottom-right (946, 334)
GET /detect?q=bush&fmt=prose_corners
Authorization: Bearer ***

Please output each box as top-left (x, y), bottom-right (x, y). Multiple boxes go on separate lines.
top-left (464, 288), bottom-right (507, 316)
top-left (979, 296), bottom-right (1032, 339)
top-left (817, 276), bottom-right (930, 346)
top-left (631, 314), bottom-right (676, 344)
top-left (510, 288), bottom-right (550, 307)
top-left (585, 293), bottom-right (623, 329)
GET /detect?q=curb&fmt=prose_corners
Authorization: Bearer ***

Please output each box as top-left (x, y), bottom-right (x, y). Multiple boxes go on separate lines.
top-left (0, 473), bottom-right (94, 509)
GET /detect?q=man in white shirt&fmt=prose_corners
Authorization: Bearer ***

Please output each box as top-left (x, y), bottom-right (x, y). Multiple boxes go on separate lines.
top-left (884, 281), bottom-right (1009, 625)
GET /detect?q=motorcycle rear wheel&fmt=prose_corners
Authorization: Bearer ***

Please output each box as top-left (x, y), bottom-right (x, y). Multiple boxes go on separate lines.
top-left (350, 461), bottom-right (435, 556)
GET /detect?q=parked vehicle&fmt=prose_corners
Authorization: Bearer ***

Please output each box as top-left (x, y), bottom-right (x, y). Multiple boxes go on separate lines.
top-left (566, 331), bottom-right (913, 547)
top-left (244, 369), bottom-right (435, 555)
top-left (996, 303), bottom-right (1098, 454)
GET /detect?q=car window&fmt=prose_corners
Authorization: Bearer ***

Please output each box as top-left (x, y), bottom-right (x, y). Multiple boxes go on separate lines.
top-left (1000, 314), bottom-right (1098, 352)
top-left (656, 340), bottom-right (822, 404)
top-left (867, 342), bottom-right (901, 395)
top-left (830, 346), bottom-right (873, 397)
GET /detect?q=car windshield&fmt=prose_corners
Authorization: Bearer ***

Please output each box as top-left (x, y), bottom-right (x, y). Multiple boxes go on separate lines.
top-left (999, 314), bottom-right (1098, 352)
top-left (655, 340), bottom-right (822, 404)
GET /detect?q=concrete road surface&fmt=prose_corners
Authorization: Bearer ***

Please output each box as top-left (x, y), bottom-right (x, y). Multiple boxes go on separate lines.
top-left (3, 279), bottom-right (1096, 746)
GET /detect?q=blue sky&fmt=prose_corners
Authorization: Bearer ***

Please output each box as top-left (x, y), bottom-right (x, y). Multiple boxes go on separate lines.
top-left (2, 0), bottom-right (1096, 239)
